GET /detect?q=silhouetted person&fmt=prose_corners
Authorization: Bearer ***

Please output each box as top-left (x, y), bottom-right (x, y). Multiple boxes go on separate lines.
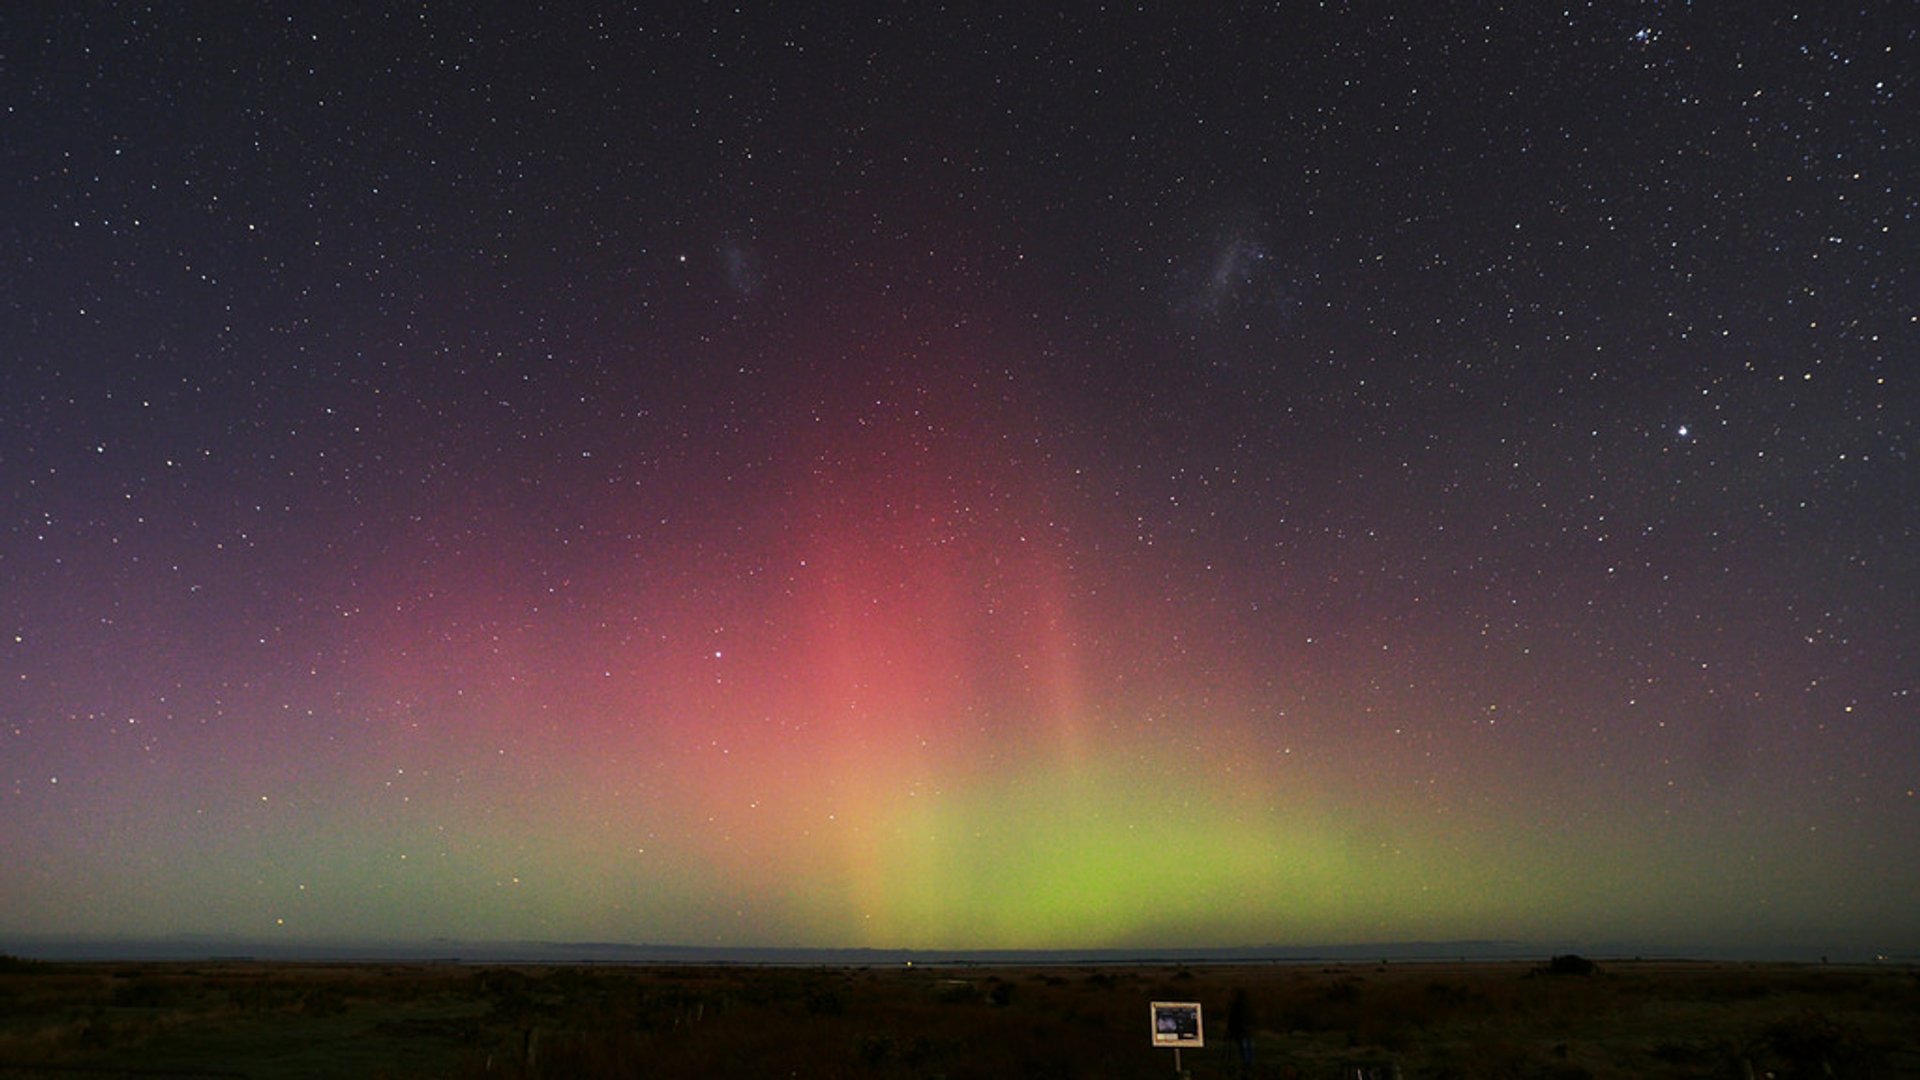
top-left (1226, 988), bottom-right (1255, 1074)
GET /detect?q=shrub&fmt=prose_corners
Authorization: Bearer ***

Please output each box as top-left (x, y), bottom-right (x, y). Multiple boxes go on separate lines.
top-left (1538, 954), bottom-right (1598, 977)
top-left (803, 983), bottom-right (844, 1015)
top-left (1760, 1011), bottom-right (1878, 1078)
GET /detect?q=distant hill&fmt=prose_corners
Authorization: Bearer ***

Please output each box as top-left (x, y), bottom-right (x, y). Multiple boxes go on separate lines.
top-left (2, 936), bottom-right (1876, 965)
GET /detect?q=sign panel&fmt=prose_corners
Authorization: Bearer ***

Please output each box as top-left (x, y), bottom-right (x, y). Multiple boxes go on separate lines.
top-left (1149, 1000), bottom-right (1203, 1047)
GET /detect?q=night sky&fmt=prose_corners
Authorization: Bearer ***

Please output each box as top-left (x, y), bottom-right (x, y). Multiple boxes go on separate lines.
top-left (4, 5), bottom-right (1915, 956)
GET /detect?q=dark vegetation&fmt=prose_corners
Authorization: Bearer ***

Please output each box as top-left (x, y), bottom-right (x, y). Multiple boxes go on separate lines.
top-left (0, 955), bottom-right (1915, 1078)
top-left (1535, 954), bottom-right (1599, 977)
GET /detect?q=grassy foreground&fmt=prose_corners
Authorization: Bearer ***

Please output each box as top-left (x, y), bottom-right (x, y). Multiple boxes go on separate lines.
top-left (1, 955), bottom-right (1915, 1078)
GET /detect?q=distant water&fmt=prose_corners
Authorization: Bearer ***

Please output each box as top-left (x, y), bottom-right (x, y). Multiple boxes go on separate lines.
top-left (2, 937), bottom-right (1884, 965)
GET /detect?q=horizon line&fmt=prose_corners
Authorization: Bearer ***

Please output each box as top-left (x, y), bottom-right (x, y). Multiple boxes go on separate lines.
top-left (6, 935), bottom-right (1908, 966)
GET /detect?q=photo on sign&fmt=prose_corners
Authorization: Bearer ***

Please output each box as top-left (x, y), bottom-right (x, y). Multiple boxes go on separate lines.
top-left (1150, 1001), bottom-right (1203, 1046)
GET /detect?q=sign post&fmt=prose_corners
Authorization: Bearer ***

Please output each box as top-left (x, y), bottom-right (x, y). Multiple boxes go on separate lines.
top-left (1150, 1001), bottom-right (1203, 1078)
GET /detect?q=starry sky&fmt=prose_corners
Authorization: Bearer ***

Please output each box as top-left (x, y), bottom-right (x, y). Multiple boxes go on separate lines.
top-left (3, 5), bottom-right (1915, 957)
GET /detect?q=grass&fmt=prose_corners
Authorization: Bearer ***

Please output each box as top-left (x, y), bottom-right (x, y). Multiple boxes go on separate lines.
top-left (0, 956), bottom-right (1914, 1078)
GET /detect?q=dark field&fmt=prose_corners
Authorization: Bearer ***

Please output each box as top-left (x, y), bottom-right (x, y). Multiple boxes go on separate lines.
top-left (1, 955), bottom-right (1915, 1079)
